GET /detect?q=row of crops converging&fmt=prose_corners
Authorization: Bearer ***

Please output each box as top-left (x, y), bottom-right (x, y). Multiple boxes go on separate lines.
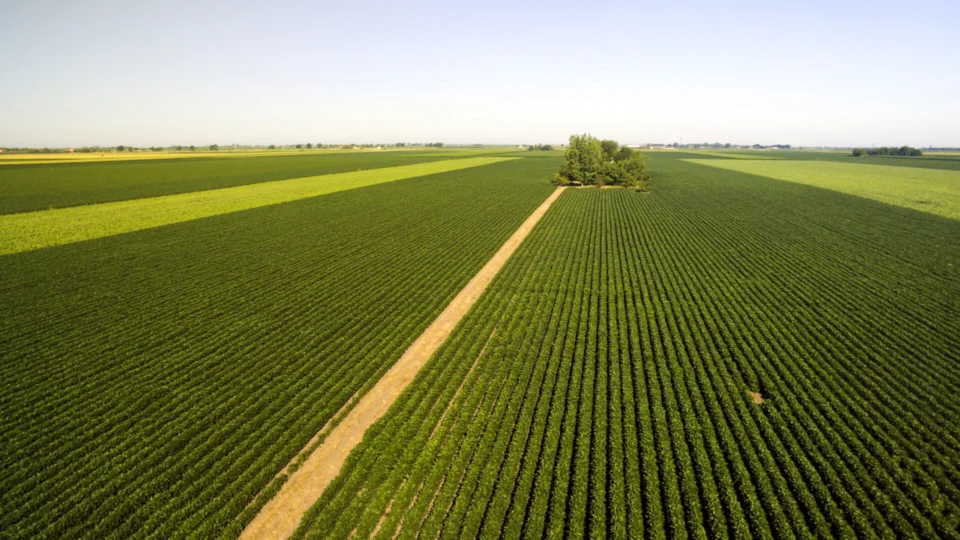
top-left (0, 158), bottom-right (558, 538)
top-left (298, 159), bottom-right (960, 539)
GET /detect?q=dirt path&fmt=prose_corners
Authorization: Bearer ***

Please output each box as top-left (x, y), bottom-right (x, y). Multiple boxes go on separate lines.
top-left (240, 186), bottom-right (565, 540)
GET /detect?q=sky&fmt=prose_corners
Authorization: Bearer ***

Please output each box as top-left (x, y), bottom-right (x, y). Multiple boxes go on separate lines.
top-left (1, 0), bottom-right (958, 148)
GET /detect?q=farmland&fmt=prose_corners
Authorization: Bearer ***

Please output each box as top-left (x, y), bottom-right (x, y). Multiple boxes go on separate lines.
top-left (723, 150), bottom-right (960, 171)
top-left (0, 156), bottom-right (557, 538)
top-left (294, 155), bottom-right (960, 538)
top-left (0, 157), bottom-right (512, 255)
top-left (2, 148), bottom-right (959, 539)
top-left (0, 150), bottom-right (483, 214)
top-left (685, 158), bottom-right (960, 220)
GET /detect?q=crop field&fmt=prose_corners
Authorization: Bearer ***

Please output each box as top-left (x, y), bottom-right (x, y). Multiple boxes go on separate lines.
top-left (0, 151), bottom-right (472, 214)
top-left (0, 157), bottom-right (511, 255)
top-left (725, 150), bottom-right (960, 171)
top-left (0, 147), bottom-right (520, 166)
top-left (0, 156), bottom-right (558, 538)
top-left (2, 148), bottom-right (959, 539)
top-left (675, 150), bottom-right (783, 160)
top-left (685, 158), bottom-right (960, 220)
top-left (294, 156), bottom-right (960, 538)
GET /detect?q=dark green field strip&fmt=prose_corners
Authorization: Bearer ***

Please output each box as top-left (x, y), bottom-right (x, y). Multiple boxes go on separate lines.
top-left (0, 158), bottom-right (559, 539)
top-left (297, 159), bottom-right (960, 538)
top-left (0, 152), bottom-right (463, 214)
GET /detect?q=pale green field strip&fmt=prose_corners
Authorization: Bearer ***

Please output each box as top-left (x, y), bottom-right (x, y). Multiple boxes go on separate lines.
top-left (686, 158), bottom-right (960, 220)
top-left (0, 157), bottom-right (513, 255)
top-left (687, 150), bottom-right (784, 160)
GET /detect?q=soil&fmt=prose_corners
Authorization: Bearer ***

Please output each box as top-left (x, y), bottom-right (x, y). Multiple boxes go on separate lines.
top-left (239, 186), bottom-right (565, 540)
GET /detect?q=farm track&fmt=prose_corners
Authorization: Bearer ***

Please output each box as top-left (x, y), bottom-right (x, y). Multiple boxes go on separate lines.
top-left (0, 158), bottom-right (560, 538)
top-left (241, 187), bottom-right (565, 539)
top-left (294, 158), bottom-right (960, 538)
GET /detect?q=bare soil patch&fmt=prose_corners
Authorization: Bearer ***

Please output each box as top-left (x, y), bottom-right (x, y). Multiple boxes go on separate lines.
top-left (750, 391), bottom-right (764, 405)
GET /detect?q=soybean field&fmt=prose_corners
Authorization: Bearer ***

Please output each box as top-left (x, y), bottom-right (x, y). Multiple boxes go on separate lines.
top-left (0, 150), bottom-right (467, 214)
top-left (2, 148), bottom-right (959, 539)
top-left (0, 157), bottom-right (557, 538)
top-left (295, 156), bottom-right (960, 538)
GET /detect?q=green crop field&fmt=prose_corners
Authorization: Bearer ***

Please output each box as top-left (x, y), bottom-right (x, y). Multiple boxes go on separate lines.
top-left (0, 151), bottom-right (469, 214)
top-left (681, 150), bottom-right (784, 160)
top-left (0, 157), bottom-right (558, 538)
top-left (294, 157), bottom-right (960, 538)
top-left (726, 150), bottom-right (960, 171)
top-left (0, 157), bottom-right (512, 255)
top-left (2, 148), bottom-right (958, 539)
top-left (685, 158), bottom-right (960, 220)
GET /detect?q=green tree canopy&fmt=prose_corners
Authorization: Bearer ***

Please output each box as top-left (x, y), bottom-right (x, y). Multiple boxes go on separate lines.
top-left (556, 134), bottom-right (651, 190)
top-left (853, 146), bottom-right (923, 157)
top-left (600, 139), bottom-right (619, 161)
top-left (556, 134), bottom-right (605, 185)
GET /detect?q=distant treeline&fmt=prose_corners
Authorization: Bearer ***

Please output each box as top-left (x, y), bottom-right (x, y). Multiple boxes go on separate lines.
top-left (852, 146), bottom-right (923, 157)
top-left (526, 144), bottom-right (553, 151)
top-left (650, 142), bottom-right (793, 150)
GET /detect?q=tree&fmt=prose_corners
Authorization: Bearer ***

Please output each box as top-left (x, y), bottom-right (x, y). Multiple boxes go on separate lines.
top-left (268, 144), bottom-right (276, 149)
top-left (613, 146), bottom-right (634, 162)
top-left (556, 134), bottom-right (651, 189)
top-left (528, 144), bottom-right (554, 152)
top-left (306, 143), bottom-right (313, 149)
top-left (210, 144), bottom-right (219, 151)
top-left (556, 134), bottom-right (605, 185)
top-left (600, 139), bottom-right (619, 161)
top-left (857, 146), bottom-right (922, 157)
top-left (396, 142), bottom-right (406, 147)
top-left (619, 152), bottom-right (651, 190)
top-left (116, 145), bottom-right (125, 152)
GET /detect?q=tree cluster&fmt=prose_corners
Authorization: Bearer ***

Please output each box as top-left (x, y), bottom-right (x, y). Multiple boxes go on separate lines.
top-left (852, 146), bottom-right (922, 157)
top-left (527, 144), bottom-right (553, 151)
top-left (555, 134), bottom-right (651, 190)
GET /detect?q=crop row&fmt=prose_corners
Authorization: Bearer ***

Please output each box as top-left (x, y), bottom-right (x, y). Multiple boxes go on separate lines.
top-left (0, 158), bottom-right (559, 538)
top-left (297, 158), bottom-right (960, 538)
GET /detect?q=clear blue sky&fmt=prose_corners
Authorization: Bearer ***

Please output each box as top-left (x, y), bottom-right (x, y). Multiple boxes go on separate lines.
top-left (2, 0), bottom-right (958, 148)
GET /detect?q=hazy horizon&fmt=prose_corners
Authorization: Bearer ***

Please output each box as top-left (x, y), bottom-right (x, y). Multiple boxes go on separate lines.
top-left (2, 0), bottom-right (958, 148)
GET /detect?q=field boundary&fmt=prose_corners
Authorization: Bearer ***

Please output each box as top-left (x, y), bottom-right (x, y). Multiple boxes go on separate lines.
top-left (239, 186), bottom-right (566, 540)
